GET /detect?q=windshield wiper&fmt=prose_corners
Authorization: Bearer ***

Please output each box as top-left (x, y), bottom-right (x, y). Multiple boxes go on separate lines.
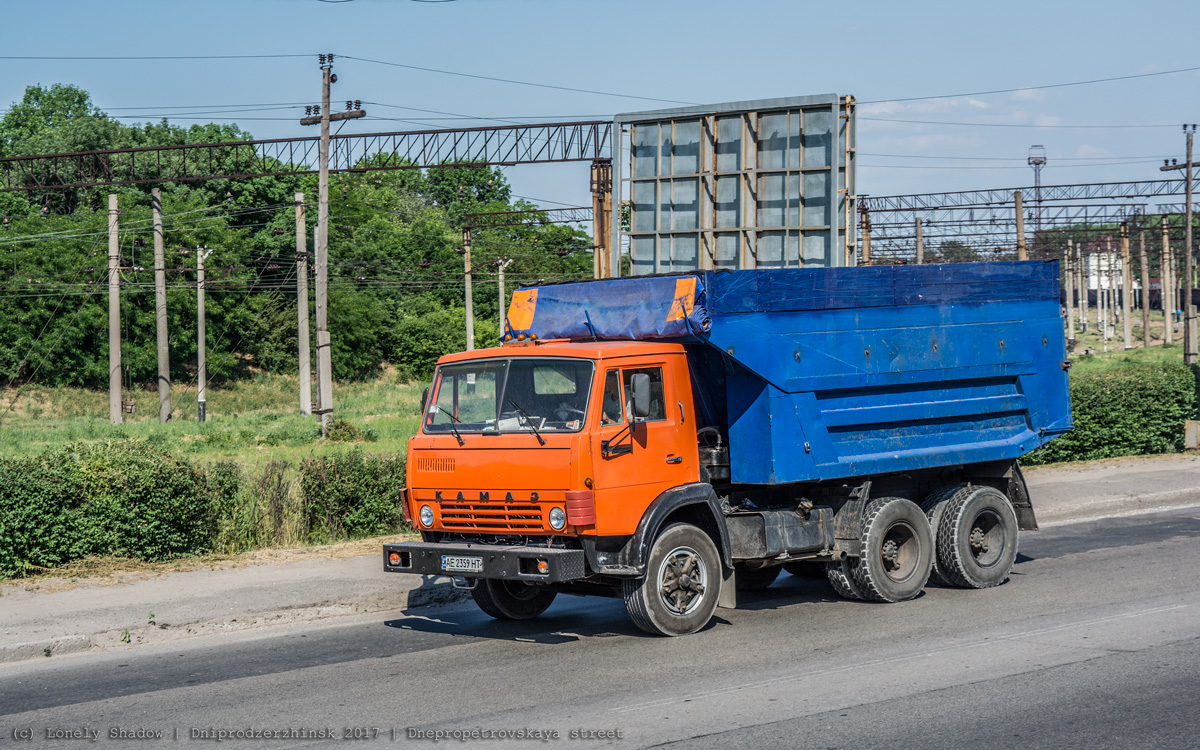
top-left (507, 398), bottom-right (546, 446)
top-left (432, 404), bottom-right (465, 446)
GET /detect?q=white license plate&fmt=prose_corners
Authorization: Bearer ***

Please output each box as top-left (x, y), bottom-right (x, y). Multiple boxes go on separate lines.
top-left (441, 555), bottom-right (483, 574)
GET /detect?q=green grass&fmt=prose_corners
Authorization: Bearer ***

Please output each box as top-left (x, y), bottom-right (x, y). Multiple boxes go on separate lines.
top-left (0, 372), bottom-right (425, 468)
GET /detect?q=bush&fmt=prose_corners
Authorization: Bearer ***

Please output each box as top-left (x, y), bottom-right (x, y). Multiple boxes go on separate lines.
top-left (1025, 362), bottom-right (1197, 465)
top-left (299, 449), bottom-right (407, 544)
top-left (0, 442), bottom-right (217, 578)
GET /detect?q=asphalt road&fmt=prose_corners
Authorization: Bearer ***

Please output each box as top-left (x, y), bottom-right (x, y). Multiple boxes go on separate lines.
top-left (2, 508), bottom-right (1199, 750)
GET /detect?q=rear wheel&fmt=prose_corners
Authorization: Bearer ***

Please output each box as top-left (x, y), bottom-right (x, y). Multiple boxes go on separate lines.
top-left (734, 563), bottom-right (781, 591)
top-left (936, 486), bottom-right (1019, 589)
top-left (848, 496), bottom-right (933, 603)
top-left (921, 485), bottom-right (966, 586)
top-left (825, 559), bottom-right (868, 601)
top-left (623, 523), bottom-right (722, 636)
top-left (471, 579), bottom-right (557, 620)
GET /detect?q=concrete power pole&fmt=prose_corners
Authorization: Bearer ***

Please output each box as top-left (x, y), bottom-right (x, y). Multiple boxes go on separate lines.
top-left (299, 54), bottom-right (365, 434)
top-left (861, 207), bottom-right (872, 265)
top-left (914, 217), bottom-right (924, 264)
top-left (462, 228), bottom-right (474, 351)
top-left (1161, 125), bottom-right (1197, 361)
top-left (1121, 223), bottom-right (1133, 350)
top-left (197, 247), bottom-right (211, 423)
top-left (1189, 128), bottom-right (1197, 363)
top-left (1163, 216), bottom-right (1174, 345)
top-left (296, 192), bottom-right (312, 417)
top-left (151, 188), bottom-right (171, 422)
top-left (1140, 229), bottom-right (1150, 347)
top-left (1015, 191), bottom-right (1027, 261)
top-left (1077, 240), bottom-right (1087, 333)
top-left (497, 258), bottom-right (514, 336)
top-left (1065, 240), bottom-right (1075, 346)
top-left (108, 194), bottom-right (122, 426)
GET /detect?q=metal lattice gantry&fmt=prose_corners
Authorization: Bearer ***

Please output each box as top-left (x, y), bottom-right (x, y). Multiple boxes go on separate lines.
top-left (461, 206), bottom-right (593, 231)
top-left (860, 178), bottom-right (1200, 265)
top-left (0, 121), bottom-right (612, 193)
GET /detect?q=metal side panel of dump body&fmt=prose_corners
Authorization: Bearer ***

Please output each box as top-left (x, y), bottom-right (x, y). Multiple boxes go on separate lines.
top-left (505, 261), bottom-right (1072, 485)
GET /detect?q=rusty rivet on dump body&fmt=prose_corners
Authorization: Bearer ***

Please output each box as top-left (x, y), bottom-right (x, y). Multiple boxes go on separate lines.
top-left (726, 346), bottom-right (735, 356)
top-left (864, 347), bottom-right (871, 359)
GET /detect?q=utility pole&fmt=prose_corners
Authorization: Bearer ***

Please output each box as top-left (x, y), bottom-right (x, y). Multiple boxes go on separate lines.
top-left (300, 53), bottom-right (365, 434)
top-left (1077, 240), bottom-right (1087, 333)
top-left (497, 258), bottom-right (514, 337)
top-left (1065, 239), bottom-right (1076, 347)
top-left (197, 247), bottom-right (211, 423)
top-left (108, 194), bottom-right (122, 426)
top-left (151, 188), bottom-right (171, 423)
top-left (1140, 228), bottom-right (1150, 347)
top-left (1121, 223), bottom-right (1132, 350)
top-left (296, 192), bottom-right (312, 417)
top-left (590, 159), bottom-right (612, 278)
top-left (860, 206), bottom-right (872, 265)
top-left (1162, 125), bottom-right (1198, 362)
top-left (462, 228), bottom-right (474, 351)
top-left (1015, 191), bottom-right (1027, 261)
top-left (914, 217), bottom-right (924, 264)
top-left (1164, 216), bottom-right (1174, 345)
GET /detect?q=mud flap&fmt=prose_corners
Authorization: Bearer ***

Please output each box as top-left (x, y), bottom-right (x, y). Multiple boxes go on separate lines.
top-left (719, 567), bottom-right (737, 609)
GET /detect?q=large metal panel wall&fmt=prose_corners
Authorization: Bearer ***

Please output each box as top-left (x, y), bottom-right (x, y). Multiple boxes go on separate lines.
top-left (612, 95), bottom-right (856, 276)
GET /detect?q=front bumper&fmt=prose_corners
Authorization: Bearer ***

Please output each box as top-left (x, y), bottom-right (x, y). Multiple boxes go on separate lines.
top-left (383, 541), bottom-right (588, 584)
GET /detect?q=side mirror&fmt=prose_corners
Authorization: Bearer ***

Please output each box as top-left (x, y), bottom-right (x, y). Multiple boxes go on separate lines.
top-left (630, 373), bottom-right (651, 420)
top-left (420, 387), bottom-right (429, 415)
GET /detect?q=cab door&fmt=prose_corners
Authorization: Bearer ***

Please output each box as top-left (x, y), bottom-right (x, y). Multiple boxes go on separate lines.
top-left (590, 355), bottom-right (698, 536)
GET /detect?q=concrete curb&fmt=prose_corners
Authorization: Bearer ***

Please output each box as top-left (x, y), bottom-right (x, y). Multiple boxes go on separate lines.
top-left (1036, 487), bottom-right (1200, 527)
top-left (0, 635), bottom-right (91, 664)
top-left (0, 575), bottom-right (470, 666)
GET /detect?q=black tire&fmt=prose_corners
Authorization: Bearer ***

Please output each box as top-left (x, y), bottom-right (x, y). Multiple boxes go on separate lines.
top-left (784, 561), bottom-right (827, 579)
top-left (622, 523), bottom-right (722, 636)
top-left (825, 559), bottom-right (868, 601)
top-left (734, 563), bottom-right (781, 591)
top-left (935, 485), bottom-right (1019, 589)
top-left (848, 496), bottom-right (933, 603)
top-left (921, 485), bottom-right (966, 586)
top-left (470, 579), bottom-right (557, 620)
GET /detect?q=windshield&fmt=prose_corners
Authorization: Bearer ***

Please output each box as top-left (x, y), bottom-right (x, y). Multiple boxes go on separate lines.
top-left (423, 358), bottom-right (595, 435)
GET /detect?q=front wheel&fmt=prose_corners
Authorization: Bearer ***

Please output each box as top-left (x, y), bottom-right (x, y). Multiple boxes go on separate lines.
top-left (471, 579), bottom-right (557, 620)
top-left (623, 523), bottom-right (722, 636)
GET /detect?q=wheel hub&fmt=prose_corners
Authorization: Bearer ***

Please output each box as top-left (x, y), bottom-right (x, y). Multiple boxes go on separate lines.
top-left (970, 526), bottom-right (988, 554)
top-left (658, 548), bottom-right (707, 616)
top-left (881, 539), bottom-right (900, 571)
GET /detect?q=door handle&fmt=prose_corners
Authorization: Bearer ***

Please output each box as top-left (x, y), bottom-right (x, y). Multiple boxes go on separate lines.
top-left (666, 456), bottom-right (682, 464)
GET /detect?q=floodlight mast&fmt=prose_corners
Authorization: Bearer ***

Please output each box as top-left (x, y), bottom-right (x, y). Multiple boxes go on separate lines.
top-left (1028, 146), bottom-right (1048, 237)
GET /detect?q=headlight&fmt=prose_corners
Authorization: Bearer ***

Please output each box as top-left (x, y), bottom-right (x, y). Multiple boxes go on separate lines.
top-left (419, 505), bottom-right (434, 527)
top-left (548, 506), bottom-right (566, 530)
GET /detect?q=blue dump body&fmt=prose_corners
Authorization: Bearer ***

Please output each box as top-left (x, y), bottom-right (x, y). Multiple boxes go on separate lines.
top-left (507, 261), bottom-right (1072, 485)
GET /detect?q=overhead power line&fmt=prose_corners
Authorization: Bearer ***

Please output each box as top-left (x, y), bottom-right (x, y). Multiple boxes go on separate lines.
top-left (861, 63), bottom-right (1200, 104)
top-left (341, 55), bottom-right (698, 105)
top-left (861, 117), bottom-right (1178, 129)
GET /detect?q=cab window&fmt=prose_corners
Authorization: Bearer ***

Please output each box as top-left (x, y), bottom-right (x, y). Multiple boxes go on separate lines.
top-left (600, 370), bottom-right (623, 425)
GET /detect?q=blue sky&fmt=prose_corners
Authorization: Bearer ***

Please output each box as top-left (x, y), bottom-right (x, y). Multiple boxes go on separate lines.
top-left (2, 0), bottom-right (1198, 209)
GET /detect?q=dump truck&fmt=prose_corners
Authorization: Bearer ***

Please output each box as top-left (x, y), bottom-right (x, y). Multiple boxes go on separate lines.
top-left (383, 261), bottom-right (1071, 636)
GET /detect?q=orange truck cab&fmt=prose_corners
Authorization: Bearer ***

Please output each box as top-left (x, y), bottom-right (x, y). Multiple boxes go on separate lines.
top-left (384, 265), bottom-right (1071, 636)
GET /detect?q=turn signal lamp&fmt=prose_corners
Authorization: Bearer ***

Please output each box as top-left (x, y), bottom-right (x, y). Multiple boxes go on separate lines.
top-left (388, 551), bottom-right (401, 566)
top-left (537, 560), bottom-right (549, 574)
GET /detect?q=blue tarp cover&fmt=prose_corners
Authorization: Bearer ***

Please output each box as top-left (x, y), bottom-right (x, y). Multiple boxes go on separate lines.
top-left (505, 275), bottom-right (711, 341)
